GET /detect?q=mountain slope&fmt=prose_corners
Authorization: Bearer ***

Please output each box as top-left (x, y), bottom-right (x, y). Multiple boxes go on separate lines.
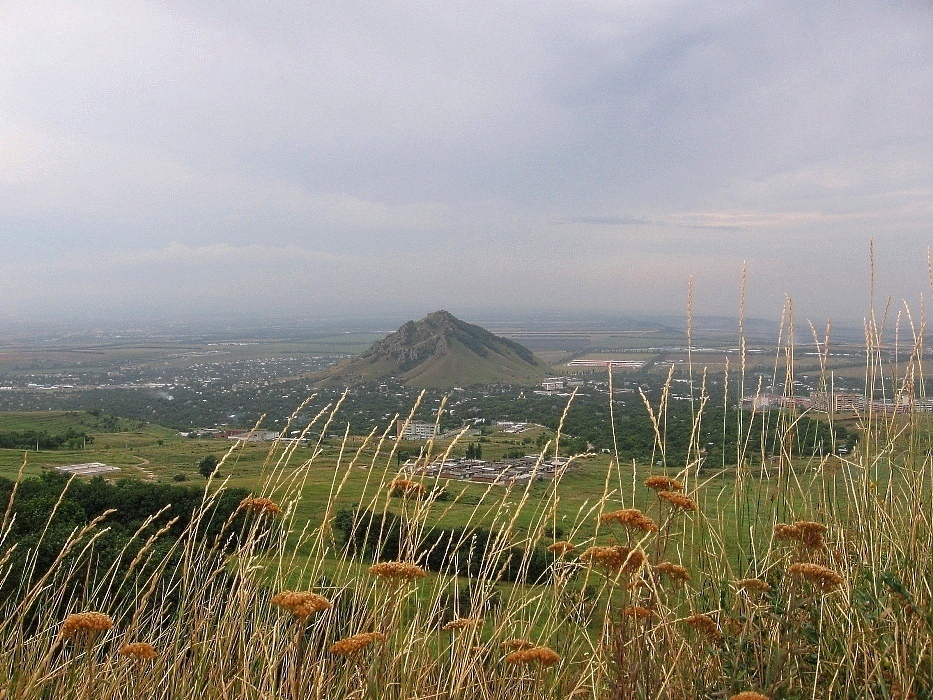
top-left (316, 311), bottom-right (550, 388)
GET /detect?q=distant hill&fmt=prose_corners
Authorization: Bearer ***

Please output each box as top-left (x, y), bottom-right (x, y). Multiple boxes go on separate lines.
top-left (315, 311), bottom-right (551, 388)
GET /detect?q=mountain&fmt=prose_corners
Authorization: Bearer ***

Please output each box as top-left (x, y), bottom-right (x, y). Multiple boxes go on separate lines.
top-left (316, 311), bottom-right (550, 388)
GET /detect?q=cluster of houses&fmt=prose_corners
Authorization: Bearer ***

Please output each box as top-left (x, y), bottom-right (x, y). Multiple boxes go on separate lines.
top-left (741, 391), bottom-right (918, 415)
top-left (409, 454), bottom-right (571, 486)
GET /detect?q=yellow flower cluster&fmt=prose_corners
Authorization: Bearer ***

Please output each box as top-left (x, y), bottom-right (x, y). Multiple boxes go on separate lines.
top-left (387, 478), bottom-right (427, 498)
top-left (270, 591), bottom-right (332, 619)
top-left (119, 642), bottom-right (158, 660)
top-left (655, 561), bottom-right (691, 582)
top-left (547, 540), bottom-right (576, 555)
top-left (60, 612), bottom-right (113, 640)
top-left (580, 546), bottom-right (646, 574)
top-left (644, 475), bottom-right (684, 491)
top-left (788, 562), bottom-right (843, 592)
top-left (599, 508), bottom-right (658, 532)
top-left (240, 496), bottom-right (283, 515)
top-left (729, 693), bottom-right (770, 700)
top-left (774, 521), bottom-right (827, 549)
top-left (329, 632), bottom-right (386, 656)
top-left (369, 561), bottom-right (427, 581)
top-left (658, 491), bottom-right (698, 512)
top-left (442, 616), bottom-right (483, 631)
top-left (504, 645), bottom-right (560, 667)
top-left (734, 578), bottom-right (771, 594)
top-left (500, 638), bottom-right (535, 651)
top-left (684, 613), bottom-right (721, 643)
top-left (623, 606), bottom-right (653, 621)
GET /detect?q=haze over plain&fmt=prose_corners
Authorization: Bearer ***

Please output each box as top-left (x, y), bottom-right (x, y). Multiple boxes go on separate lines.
top-left (1, 2), bottom-right (931, 327)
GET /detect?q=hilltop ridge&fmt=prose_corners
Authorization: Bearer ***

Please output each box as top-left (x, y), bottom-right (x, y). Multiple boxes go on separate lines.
top-left (316, 310), bottom-right (550, 388)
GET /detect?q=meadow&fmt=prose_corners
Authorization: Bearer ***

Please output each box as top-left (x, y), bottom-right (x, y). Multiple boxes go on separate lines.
top-left (0, 302), bottom-right (930, 699)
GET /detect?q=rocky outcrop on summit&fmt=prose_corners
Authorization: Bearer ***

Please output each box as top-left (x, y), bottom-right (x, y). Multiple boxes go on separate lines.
top-left (317, 311), bottom-right (550, 388)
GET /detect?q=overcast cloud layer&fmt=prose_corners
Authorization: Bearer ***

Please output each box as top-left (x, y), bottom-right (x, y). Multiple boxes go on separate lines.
top-left (1, 1), bottom-right (931, 327)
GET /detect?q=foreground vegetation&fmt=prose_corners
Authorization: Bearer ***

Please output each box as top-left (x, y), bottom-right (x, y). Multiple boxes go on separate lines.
top-left (0, 306), bottom-right (931, 699)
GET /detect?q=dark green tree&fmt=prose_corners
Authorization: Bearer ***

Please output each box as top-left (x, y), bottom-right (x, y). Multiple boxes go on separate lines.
top-left (198, 454), bottom-right (220, 479)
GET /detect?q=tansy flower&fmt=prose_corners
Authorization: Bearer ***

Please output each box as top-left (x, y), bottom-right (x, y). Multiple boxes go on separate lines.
top-left (599, 508), bottom-right (658, 532)
top-left (547, 541), bottom-right (576, 555)
top-left (500, 638), bottom-right (535, 651)
top-left (658, 491), bottom-right (698, 512)
top-left (270, 591), bottom-right (332, 619)
top-left (442, 617), bottom-right (483, 631)
top-left (119, 642), bottom-right (158, 660)
top-left (504, 645), bottom-right (560, 667)
top-left (387, 478), bottom-right (427, 498)
top-left (623, 606), bottom-right (653, 622)
top-left (655, 561), bottom-right (691, 583)
top-left (369, 561), bottom-right (427, 581)
top-left (645, 475), bottom-right (684, 492)
top-left (734, 578), bottom-right (771, 594)
top-left (684, 613), bottom-right (722, 643)
top-left (330, 632), bottom-right (386, 656)
top-left (580, 546), bottom-right (646, 574)
top-left (240, 496), bottom-right (283, 515)
top-left (788, 562), bottom-right (843, 592)
top-left (60, 612), bottom-right (113, 640)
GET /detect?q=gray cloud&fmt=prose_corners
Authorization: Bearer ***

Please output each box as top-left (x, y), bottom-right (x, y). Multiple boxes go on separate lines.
top-left (1, 1), bottom-right (931, 327)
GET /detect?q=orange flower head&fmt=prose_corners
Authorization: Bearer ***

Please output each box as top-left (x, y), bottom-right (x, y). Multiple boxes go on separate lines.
top-left (658, 491), bottom-right (697, 512)
top-left (684, 613), bottom-right (722, 643)
top-left (599, 508), bottom-right (658, 533)
top-left (645, 475), bottom-right (684, 491)
top-left (547, 540), bottom-right (576, 555)
top-left (240, 496), bottom-right (283, 515)
top-left (789, 562), bottom-right (843, 592)
top-left (655, 561), bottom-right (691, 583)
top-left (119, 642), bottom-right (158, 660)
top-left (330, 631), bottom-right (386, 656)
top-left (369, 561), bottom-right (427, 581)
top-left (270, 590), bottom-right (332, 619)
top-left (61, 612), bottom-right (113, 640)
top-left (504, 645), bottom-right (560, 667)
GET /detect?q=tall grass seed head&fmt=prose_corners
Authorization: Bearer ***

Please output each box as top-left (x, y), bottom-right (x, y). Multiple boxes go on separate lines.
top-left (61, 612), bottom-right (114, 640)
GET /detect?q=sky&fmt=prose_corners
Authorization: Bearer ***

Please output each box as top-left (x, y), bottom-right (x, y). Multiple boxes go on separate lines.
top-left (1, 1), bottom-right (931, 329)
